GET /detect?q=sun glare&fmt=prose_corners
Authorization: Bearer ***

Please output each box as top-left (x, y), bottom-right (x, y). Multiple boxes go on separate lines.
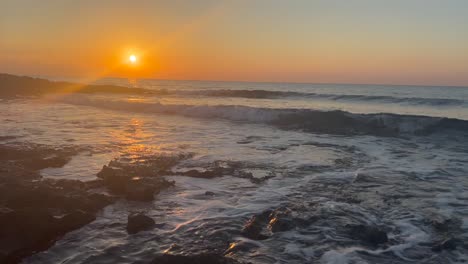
top-left (129, 55), bottom-right (137, 63)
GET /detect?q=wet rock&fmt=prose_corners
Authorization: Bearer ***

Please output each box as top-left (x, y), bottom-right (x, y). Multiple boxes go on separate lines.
top-left (0, 208), bottom-right (97, 263)
top-left (0, 144), bottom-right (76, 170)
top-left (265, 208), bottom-right (296, 233)
top-left (268, 216), bottom-right (295, 233)
top-left (224, 240), bottom-right (260, 255)
top-left (102, 154), bottom-right (191, 179)
top-left (347, 224), bottom-right (388, 246)
top-left (173, 160), bottom-right (274, 184)
top-left (125, 185), bottom-right (157, 201)
top-left (97, 165), bottom-right (175, 201)
top-left (150, 253), bottom-right (240, 264)
top-left (97, 165), bottom-right (127, 192)
top-left (0, 144), bottom-right (114, 263)
top-left (431, 238), bottom-right (460, 252)
top-left (430, 216), bottom-right (461, 233)
top-left (179, 168), bottom-right (223, 179)
top-left (0, 185), bottom-right (113, 262)
top-left (124, 177), bottom-right (164, 201)
top-left (164, 243), bottom-right (182, 253)
top-left (352, 173), bottom-right (376, 183)
top-left (0, 144), bottom-right (78, 181)
top-left (0, 135), bottom-right (17, 141)
top-left (24, 155), bottom-right (71, 170)
top-left (97, 165), bottom-right (120, 180)
top-left (1, 180), bottom-right (114, 212)
top-left (127, 213), bottom-right (155, 234)
top-left (241, 210), bottom-right (271, 240)
top-left (58, 210), bottom-right (96, 231)
top-left (241, 208), bottom-right (298, 239)
top-left (0, 209), bottom-right (57, 262)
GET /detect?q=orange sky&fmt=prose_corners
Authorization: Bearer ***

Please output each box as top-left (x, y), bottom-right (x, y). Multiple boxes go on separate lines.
top-left (1, 0), bottom-right (468, 86)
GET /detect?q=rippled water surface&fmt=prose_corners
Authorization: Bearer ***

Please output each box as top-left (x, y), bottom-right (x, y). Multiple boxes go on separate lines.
top-left (1, 79), bottom-right (468, 263)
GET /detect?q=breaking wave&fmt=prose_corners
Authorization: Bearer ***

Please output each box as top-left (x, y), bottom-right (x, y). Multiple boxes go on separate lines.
top-left (59, 96), bottom-right (468, 136)
top-left (179, 89), bottom-right (466, 106)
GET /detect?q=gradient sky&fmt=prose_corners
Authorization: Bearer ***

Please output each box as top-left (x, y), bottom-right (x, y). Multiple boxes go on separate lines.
top-left (1, 0), bottom-right (468, 85)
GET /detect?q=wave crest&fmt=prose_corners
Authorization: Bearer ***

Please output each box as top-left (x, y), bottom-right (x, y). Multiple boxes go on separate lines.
top-left (180, 89), bottom-right (466, 106)
top-left (60, 95), bottom-right (468, 136)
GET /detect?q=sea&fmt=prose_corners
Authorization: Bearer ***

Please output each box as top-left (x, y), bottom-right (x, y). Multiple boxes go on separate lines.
top-left (1, 78), bottom-right (468, 263)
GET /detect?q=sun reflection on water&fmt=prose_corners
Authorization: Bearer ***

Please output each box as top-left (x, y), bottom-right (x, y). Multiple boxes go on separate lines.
top-left (109, 117), bottom-right (176, 162)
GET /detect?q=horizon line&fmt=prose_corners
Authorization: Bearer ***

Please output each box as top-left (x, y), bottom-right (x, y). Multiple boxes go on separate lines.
top-left (4, 71), bottom-right (468, 89)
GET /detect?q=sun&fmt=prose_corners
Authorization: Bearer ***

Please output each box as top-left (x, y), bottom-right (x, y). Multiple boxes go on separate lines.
top-left (129, 55), bottom-right (137, 63)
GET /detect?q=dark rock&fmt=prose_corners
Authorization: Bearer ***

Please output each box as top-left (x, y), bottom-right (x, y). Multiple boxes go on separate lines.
top-left (150, 253), bottom-right (240, 264)
top-left (1, 181), bottom-right (113, 212)
top-left (262, 207), bottom-right (296, 233)
top-left (347, 224), bottom-right (388, 246)
top-left (101, 154), bottom-right (191, 180)
top-left (180, 168), bottom-right (222, 179)
top-left (268, 216), bottom-right (295, 233)
top-left (432, 238), bottom-right (460, 252)
top-left (241, 210), bottom-right (271, 240)
top-left (127, 213), bottom-right (155, 234)
top-left (224, 240), bottom-right (260, 255)
top-left (171, 160), bottom-right (275, 184)
top-left (0, 209), bottom-right (87, 263)
top-left (58, 210), bottom-right (96, 231)
top-left (124, 177), bottom-right (158, 201)
top-left (430, 216), bottom-right (461, 233)
top-left (205, 191), bottom-right (215, 196)
top-left (24, 156), bottom-right (71, 170)
top-left (125, 184), bottom-right (156, 201)
top-left (0, 144), bottom-right (113, 263)
top-left (97, 165), bottom-right (119, 179)
top-left (0, 136), bottom-right (17, 141)
top-left (97, 165), bottom-right (127, 192)
top-left (97, 165), bottom-right (175, 201)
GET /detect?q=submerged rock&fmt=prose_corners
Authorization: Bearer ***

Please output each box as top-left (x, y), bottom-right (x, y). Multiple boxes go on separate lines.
top-left (431, 238), bottom-right (460, 252)
top-left (179, 168), bottom-right (223, 179)
top-left (268, 216), bottom-right (295, 233)
top-left (126, 213), bottom-right (155, 234)
top-left (347, 224), bottom-right (388, 246)
top-left (241, 210), bottom-right (271, 240)
top-left (241, 208), bottom-right (298, 240)
top-left (224, 240), bottom-right (260, 255)
top-left (267, 208), bottom-right (295, 233)
top-left (173, 160), bottom-right (274, 183)
top-left (150, 253), bottom-right (240, 264)
top-left (429, 215), bottom-right (461, 233)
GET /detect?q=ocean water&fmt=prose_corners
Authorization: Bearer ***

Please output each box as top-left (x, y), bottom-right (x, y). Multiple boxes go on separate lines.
top-left (1, 79), bottom-right (468, 263)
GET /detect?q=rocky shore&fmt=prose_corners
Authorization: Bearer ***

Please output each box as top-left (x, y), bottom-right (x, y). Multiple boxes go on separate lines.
top-left (0, 143), bottom-right (248, 263)
top-left (2, 140), bottom-right (463, 263)
top-left (0, 144), bottom-right (112, 263)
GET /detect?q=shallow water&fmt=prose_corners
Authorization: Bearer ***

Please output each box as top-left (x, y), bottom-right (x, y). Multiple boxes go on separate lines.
top-left (1, 79), bottom-right (468, 263)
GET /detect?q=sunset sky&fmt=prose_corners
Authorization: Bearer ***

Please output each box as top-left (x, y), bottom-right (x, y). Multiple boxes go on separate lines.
top-left (1, 0), bottom-right (468, 86)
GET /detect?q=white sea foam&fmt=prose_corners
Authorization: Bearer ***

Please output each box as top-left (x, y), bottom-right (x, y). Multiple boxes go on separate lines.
top-left (57, 95), bottom-right (468, 136)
